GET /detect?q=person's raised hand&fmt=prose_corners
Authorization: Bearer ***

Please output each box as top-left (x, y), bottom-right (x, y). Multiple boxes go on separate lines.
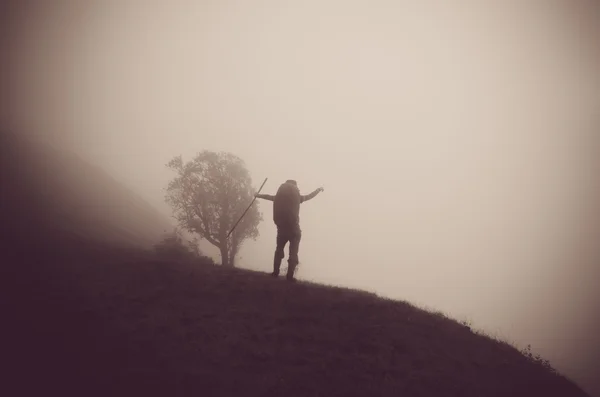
top-left (318, 187), bottom-right (324, 193)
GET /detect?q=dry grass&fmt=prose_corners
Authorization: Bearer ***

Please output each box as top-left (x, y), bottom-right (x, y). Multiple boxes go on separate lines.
top-left (2, 241), bottom-right (589, 397)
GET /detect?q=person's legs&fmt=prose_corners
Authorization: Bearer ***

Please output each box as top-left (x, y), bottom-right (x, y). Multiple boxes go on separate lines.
top-left (286, 226), bottom-right (302, 281)
top-left (273, 227), bottom-right (289, 276)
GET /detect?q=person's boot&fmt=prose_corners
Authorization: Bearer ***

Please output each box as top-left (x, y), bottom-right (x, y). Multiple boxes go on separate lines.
top-left (272, 256), bottom-right (282, 277)
top-left (286, 262), bottom-right (297, 282)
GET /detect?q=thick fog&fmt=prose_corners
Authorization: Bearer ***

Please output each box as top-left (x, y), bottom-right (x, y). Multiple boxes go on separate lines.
top-left (2, 0), bottom-right (599, 394)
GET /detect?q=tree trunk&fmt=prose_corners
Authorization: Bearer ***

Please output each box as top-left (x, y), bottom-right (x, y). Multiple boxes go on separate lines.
top-left (228, 239), bottom-right (239, 268)
top-left (220, 245), bottom-right (231, 267)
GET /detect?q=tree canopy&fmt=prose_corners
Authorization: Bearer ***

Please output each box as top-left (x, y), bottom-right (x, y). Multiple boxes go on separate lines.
top-left (165, 151), bottom-right (262, 267)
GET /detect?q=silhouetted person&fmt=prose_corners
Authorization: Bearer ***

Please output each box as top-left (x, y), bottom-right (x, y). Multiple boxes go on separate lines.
top-left (255, 180), bottom-right (324, 281)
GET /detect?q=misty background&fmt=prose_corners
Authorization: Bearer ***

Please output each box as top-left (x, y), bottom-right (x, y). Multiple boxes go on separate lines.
top-left (2, 0), bottom-right (599, 394)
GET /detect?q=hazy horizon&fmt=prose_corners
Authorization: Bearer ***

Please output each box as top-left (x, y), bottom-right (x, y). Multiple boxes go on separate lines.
top-left (2, 1), bottom-right (599, 394)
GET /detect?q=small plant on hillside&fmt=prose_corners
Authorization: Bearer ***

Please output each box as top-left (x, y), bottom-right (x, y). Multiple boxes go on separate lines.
top-left (521, 344), bottom-right (558, 374)
top-left (460, 319), bottom-right (473, 330)
top-left (154, 229), bottom-right (214, 265)
top-left (186, 237), bottom-right (202, 257)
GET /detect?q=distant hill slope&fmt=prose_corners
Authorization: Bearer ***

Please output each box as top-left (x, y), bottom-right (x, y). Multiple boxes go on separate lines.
top-left (0, 131), bottom-right (173, 248)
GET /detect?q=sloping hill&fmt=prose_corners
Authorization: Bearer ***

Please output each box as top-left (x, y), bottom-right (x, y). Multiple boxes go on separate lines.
top-left (2, 243), bottom-right (589, 397)
top-left (0, 132), bottom-right (589, 397)
top-left (0, 131), bottom-right (173, 248)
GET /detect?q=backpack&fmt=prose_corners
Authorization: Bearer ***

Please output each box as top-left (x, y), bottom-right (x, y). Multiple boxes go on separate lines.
top-left (273, 182), bottom-right (301, 227)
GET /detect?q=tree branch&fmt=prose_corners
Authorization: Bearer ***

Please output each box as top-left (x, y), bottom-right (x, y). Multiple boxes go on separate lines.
top-left (192, 205), bottom-right (220, 246)
top-left (187, 215), bottom-right (220, 247)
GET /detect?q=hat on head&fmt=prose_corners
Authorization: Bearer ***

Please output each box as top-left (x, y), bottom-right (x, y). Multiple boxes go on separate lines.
top-left (285, 179), bottom-right (297, 186)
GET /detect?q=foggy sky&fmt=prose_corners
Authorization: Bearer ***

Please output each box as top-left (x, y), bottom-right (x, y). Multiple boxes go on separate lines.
top-left (2, 1), bottom-right (599, 394)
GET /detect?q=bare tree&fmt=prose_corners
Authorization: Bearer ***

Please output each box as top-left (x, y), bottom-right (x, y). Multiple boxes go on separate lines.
top-left (165, 151), bottom-right (262, 267)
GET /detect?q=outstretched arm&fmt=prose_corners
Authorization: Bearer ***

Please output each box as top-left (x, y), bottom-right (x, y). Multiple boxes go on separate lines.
top-left (255, 193), bottom-right (275, 201)
top-left (300, 187), bottom-right (324, 203)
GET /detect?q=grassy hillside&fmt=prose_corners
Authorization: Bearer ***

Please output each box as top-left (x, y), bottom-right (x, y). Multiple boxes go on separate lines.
top-left (2, 242), bottom-right (589, 397)
top-left (0, 132), bottom-right (589, 397)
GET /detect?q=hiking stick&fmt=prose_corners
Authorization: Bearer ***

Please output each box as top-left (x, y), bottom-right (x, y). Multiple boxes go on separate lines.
top-left (227, 177), bottom-right (268, 238)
